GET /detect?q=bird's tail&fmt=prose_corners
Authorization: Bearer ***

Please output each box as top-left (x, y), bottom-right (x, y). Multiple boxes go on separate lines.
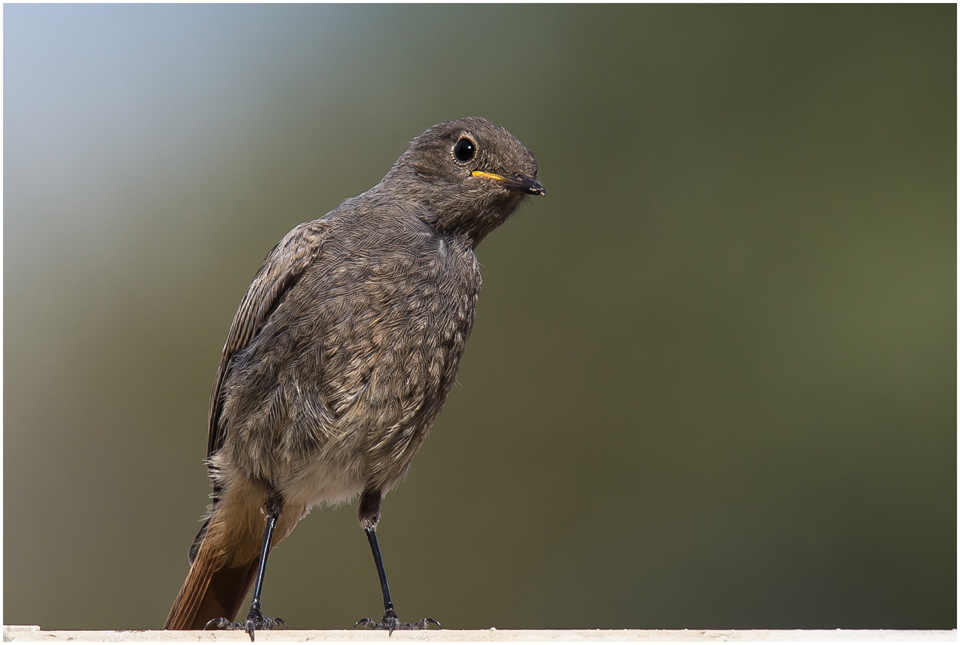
top-left (164, 508), bottom-right (261, 630)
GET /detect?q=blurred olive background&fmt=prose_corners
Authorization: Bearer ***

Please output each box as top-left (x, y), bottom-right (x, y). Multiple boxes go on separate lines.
top-left (4, 3), bottom-right (955, 632)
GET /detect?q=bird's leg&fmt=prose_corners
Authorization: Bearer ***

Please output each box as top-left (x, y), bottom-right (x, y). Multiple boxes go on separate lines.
top-left (206, 492), bottom-right (287, 641)
top-left (354, 489), bottom-right (441, 633)
top-left (242, 494), bottom-right (287, 639)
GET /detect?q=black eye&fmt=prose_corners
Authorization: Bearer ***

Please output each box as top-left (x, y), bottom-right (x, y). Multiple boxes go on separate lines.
top-left (454, 137), bottom-right (475, 163)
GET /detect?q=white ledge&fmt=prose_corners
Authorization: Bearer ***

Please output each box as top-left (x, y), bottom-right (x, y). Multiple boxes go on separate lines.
top-left (2, 627), bottom-right (955, 642)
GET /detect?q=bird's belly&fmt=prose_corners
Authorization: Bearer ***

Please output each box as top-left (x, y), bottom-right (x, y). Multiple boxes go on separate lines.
top-left (278, 448), bottom-right (368, 512)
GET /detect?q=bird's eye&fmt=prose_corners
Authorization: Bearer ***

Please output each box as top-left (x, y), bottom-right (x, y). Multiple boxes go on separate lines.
top-left (453, 137), bottom-right (476, 163)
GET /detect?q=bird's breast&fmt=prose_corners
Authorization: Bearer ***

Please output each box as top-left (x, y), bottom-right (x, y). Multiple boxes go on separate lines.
top-left (324, 234), bottom-right (480, 417)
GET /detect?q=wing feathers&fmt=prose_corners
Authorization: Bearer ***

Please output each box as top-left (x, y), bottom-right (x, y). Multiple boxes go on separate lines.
top-left (207, 222), bottom-right (327, 458)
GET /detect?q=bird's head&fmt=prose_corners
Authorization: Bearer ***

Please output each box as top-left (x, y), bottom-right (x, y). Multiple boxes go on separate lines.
top-left (382, 117), bottom-right (545, 246)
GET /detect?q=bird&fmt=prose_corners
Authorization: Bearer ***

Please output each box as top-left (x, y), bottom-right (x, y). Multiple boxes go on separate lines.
top-left (163, 117), bottom-right (545, 639)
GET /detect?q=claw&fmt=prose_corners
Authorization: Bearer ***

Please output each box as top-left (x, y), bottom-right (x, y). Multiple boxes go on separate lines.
top-left (355, 612), bottom-right (441, 633)
top-left (204, 618), bottom-right (233, 630)
top-left (205, 610), bottom-right (286, 642)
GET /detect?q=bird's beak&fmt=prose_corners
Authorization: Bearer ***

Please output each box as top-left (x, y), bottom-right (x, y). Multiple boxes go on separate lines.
top-left (472, 170), bottom-right (546, 196)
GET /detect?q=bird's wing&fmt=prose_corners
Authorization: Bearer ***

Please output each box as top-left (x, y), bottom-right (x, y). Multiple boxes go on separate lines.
top-left (206, 220), bottom-right (327, 458)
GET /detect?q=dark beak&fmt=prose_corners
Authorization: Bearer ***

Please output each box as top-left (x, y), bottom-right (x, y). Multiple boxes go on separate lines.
top-left (472, 170), bottom-right (546, 196)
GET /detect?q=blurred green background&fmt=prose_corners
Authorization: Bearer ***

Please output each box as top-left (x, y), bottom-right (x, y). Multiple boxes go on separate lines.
top-left (4, 3), bottom-right (955, 632)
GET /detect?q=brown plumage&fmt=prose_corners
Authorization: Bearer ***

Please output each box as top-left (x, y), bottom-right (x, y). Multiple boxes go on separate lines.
top-left (164, 117), bottom-right (544, 637)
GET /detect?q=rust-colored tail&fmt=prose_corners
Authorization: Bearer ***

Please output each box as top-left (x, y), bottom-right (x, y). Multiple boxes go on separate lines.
top-left (164, 515), bottom-right (260, 630)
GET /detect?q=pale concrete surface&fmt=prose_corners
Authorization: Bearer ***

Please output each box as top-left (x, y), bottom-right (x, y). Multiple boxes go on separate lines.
top-left (3, 626), bottom-right (955, 642)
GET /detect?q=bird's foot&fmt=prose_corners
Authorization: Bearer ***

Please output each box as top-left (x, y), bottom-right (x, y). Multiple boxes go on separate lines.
top-left (355, 609), bottom-right (440, 633)
top-left (205, 607), bottom-right (286, 642)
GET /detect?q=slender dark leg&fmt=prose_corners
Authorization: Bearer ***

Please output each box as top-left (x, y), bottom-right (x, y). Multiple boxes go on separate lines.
top-left (354, 489), bottom-right (440, 632)
top-left (366, 527), bottom-right (398, 621)
top-left (206, 495), bottom-right (286, 641)
top-left (242, 500), bottom-right (286, 640)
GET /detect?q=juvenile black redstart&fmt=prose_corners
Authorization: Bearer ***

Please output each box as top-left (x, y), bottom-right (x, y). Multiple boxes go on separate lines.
top-left (164, 117), bottom-right (545, 639)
